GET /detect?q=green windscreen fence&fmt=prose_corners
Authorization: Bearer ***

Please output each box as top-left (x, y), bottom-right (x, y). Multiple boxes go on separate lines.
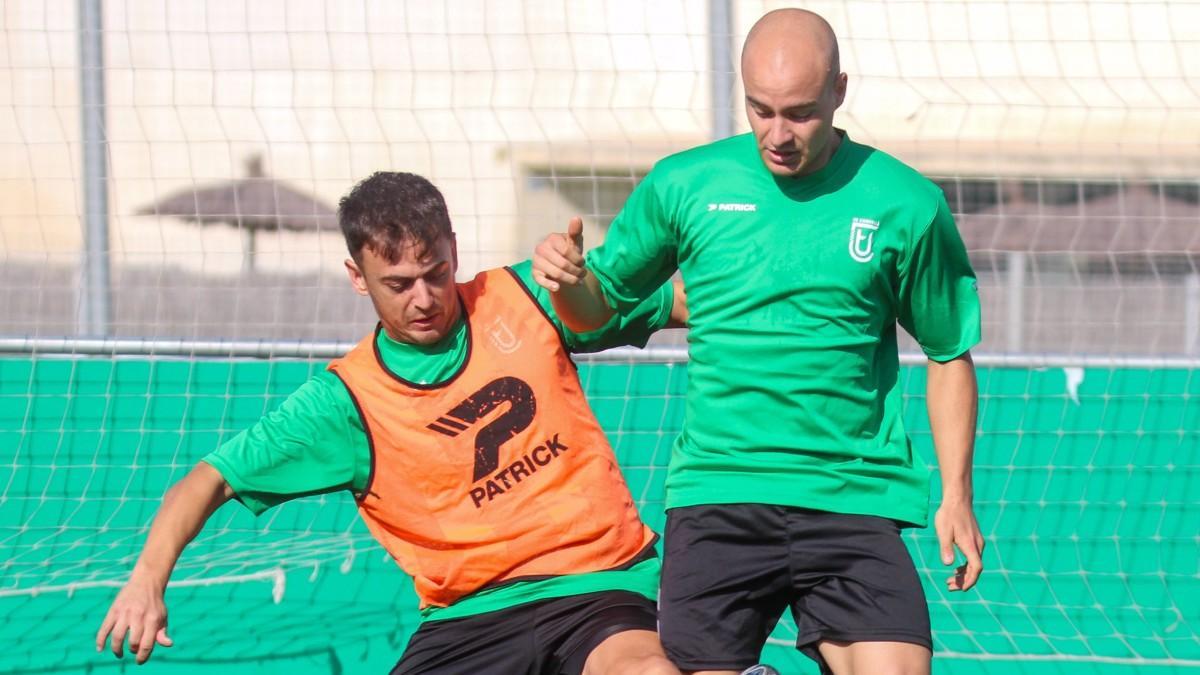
top-left (1, 357), bottom-right (1197, 674)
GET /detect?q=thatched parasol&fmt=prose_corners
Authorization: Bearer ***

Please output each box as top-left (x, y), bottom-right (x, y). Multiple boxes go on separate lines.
top-left (137, 155), bottom-right (338, 272)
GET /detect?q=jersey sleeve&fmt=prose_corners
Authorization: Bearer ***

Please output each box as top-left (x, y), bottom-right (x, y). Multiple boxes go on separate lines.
top-left (896, 195), bottom-right (983, 362)
top-left (201, 371), bottom-right (370, 515)
top-left (509, 259), bottom-right (674, 353)
top-left (585, 168), bottom-right (680, 313)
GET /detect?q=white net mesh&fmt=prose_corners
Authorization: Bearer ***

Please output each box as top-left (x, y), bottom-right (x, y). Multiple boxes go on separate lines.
top-left (1, 1), bottom-right (1198, 673)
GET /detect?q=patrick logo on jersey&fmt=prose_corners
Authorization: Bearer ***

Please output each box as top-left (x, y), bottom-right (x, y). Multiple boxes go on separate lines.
top-left (426, 377), bottom-right (570, 509)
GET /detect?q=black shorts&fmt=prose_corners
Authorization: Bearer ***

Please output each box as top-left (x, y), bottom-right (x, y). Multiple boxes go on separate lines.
top-left (658, 503), bottom-right (932, 674)
top-left (391, 590), bottom-right (658, 675)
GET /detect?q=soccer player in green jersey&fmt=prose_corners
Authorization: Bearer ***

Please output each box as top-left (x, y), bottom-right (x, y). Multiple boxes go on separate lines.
top-left (95, 172), bottom-right (686, 675)
top-left (532, 9), bottom-right (984, 675)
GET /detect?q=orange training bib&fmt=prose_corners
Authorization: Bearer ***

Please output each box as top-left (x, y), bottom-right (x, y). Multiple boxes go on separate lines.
top-left (328, 267), bottom-right (655, 609)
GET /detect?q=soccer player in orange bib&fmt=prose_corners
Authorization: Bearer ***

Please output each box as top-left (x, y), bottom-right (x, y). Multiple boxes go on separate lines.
top-left (95, 171), bottom-right (685, 675)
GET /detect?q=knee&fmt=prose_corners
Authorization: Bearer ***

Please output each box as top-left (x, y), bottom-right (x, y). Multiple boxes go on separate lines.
top-left (625, 655), bottom-right (681, 675)
top-left (594, 654), bottom-right (680, 675)
top-left (820, 640), bottom-right (930, 675)
top-left (582, 627), bottom-right (682, 675)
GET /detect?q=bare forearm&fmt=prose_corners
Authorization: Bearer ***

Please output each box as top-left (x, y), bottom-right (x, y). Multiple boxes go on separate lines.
top-left (131, 462), bottom-right (232, 588)
top-left (665, 279), bottom-right (688, 328)
top-left (550, 270), bottom-right (615, 333)
top-left (927, 353), bottom-right (978, 503)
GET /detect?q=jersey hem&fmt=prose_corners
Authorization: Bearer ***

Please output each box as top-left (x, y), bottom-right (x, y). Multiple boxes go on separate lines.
top-left (199, 456), bottom-right (268, 515)
top-left (920, 333), bottom-right (982, 362)
top-left (664, 491), bottom-right (929, 529)
top-left (419, 558), bottom-right (661, 623)
top-left (422, 584), bottom-right (658, 624)
top-left (585, 256), bottom-right (642, 316)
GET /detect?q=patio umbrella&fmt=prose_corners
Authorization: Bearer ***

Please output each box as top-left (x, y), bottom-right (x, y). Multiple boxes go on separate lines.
top-left (137, 155), bottom-right (338, 272)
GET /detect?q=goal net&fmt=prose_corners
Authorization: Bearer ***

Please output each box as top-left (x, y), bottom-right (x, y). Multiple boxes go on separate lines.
top-left (1, 1), bottom-right (1197, 673)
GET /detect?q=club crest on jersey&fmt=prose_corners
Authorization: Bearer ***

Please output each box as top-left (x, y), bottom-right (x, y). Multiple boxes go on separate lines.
top-left (487, 316), bottom-right (521, 354)
top-left (849, 217), bottom-right (879, 263)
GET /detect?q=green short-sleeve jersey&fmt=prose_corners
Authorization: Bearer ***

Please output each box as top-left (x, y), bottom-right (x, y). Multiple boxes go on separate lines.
top-left (202, 260), bottom-right (672, 620)
top-left (586, 132), bottom-right (981, 526)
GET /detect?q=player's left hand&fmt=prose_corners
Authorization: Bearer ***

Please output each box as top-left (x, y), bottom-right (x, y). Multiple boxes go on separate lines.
top-left (96, 576), bottom-right (174, 664)
top-left (934, 498), bottom-right (984, 592)
top-left (532, 216), bottom-right (586, 292)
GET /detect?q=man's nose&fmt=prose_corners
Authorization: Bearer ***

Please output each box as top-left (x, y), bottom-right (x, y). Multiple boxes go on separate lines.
top-left (768, 118), bottom-right (790, 147)
top-left (412, 280), bottom-right (435, 309)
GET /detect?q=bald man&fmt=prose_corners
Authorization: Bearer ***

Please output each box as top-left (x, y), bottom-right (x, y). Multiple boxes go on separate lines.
top-left (533, 9), bottom-right (984, 675)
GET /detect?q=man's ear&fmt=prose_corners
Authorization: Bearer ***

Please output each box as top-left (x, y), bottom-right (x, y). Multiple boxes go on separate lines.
top-left (345, 258), bottom-right (369, 296)
top-left (833, 72), bottom-right (848, 108)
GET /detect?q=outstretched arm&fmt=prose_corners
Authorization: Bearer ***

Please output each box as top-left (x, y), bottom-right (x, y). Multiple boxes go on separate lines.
top-left (95, 462), bottom-right (233, 663)
top-left (927, 352), bottom-right (985, 592)
top-left (531, 216), bottom-right (615, 333)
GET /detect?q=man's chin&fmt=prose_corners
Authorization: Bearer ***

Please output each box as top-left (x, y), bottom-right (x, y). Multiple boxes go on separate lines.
top-left (764, 162), bottom-right (801, 177)
top-left (383, 323), bottom-right (448, 346)
top-left (758, 153), bottom-right (797, 175)
top-left (407, 329), bottom-right (447, 345)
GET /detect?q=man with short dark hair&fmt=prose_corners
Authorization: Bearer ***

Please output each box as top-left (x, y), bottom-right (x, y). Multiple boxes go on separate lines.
top-left (533, 9), bottom-right (985, 675)
top-left (96, 171), bottom-right (684, 675)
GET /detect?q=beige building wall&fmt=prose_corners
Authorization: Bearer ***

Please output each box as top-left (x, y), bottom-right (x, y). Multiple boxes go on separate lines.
top-left (2, 0), bottom-right (1197, 277)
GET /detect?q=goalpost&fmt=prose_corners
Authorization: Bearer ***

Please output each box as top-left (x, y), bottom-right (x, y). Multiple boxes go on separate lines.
top-left (1, 1), bottom-right (1198, 673)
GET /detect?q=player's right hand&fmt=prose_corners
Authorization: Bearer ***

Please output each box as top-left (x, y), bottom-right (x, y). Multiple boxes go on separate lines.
top-left (95, 577), bottom-right (174, 664)
top-left (532, 216), bottom-right (586, 292)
